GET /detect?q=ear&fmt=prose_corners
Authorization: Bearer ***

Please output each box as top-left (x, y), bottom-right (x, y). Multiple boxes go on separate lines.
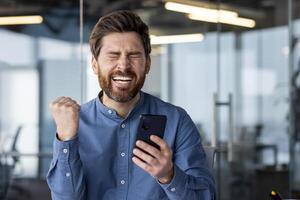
top-left (91, 56), bottom-right (99, 75)
top-left (145, 57), bottom-right (151, 74)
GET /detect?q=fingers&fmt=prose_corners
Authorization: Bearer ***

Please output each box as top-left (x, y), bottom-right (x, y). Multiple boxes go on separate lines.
top-left (52, 97), bottom-right (75, 105)
top-left (150, 135), bottom-right (167, 149)
top-left (135, 140), bottom-right (161, 159)
top-left (64, 101), bottom-right (80, 110)
top-left (150, 135), bottom-right (172, 157)
top-left (48, 96), bottom-right (80, 141)
top-left (52, 96), bottom-right (69, 104)
top-left (50, 97), bottom-right (80, 111)
top-left (132, 156), bottom-right (151, 172)
top-left (133, 138), bottom-right (174, 181)
top-left (133, 148), bottom-right (158, 166)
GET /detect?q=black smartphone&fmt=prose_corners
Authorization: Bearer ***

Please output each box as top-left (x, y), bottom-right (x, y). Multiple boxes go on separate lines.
top-left (136, 114), bottom-right (167, 150)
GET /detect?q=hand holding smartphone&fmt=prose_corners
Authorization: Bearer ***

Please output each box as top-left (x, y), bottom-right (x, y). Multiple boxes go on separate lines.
top-left (136, 114), bottom-right (167, 149)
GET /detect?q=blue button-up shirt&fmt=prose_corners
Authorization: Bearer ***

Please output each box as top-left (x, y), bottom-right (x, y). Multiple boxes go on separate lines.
top-left (47, 91), bottom-right (215, 200)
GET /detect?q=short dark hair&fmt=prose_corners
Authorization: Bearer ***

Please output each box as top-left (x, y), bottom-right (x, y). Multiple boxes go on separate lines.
top-left (89, 10), bottom-right (151, 59)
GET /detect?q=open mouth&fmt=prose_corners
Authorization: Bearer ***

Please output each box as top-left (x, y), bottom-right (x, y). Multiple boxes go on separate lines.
top-left (112, 76), bottom-right (133, 82)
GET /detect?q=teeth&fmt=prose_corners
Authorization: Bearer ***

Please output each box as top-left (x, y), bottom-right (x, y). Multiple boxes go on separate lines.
top-left (113, 76), bottom-right (132, 81)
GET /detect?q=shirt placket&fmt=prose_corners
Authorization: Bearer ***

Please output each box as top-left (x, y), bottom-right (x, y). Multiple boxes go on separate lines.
top-left (118, 120), bottom-right (130, 199)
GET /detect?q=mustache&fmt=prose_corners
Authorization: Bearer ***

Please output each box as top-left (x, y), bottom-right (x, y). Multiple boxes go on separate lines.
top-left (110, 70), bottom-right (136, 77)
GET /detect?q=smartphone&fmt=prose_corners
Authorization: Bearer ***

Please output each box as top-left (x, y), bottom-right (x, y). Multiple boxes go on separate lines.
top-left (136, 114), bottom-right (167, 150)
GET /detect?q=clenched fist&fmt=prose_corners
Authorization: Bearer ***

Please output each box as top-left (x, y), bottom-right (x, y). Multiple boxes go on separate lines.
top-left (49, 97), bottom-right (80, 141)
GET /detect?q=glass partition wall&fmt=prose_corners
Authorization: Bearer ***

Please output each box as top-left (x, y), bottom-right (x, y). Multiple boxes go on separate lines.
top-left (157, 1), bottom-right (299, 199)
top-left (0, 0), bottom-right (300, 199)
top-left (289, 0), bottom-right (300, 197)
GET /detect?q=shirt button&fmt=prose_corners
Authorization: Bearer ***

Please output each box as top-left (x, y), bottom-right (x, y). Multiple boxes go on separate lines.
top-left (121, 152), bottom-right (125, 157)
top-left (120, 180), bottom-right (125, 184)
top-left (171, 187), bottom-right (176, 192)
top-left (108, 110), bottom-right (112, 114)
top-left (66, 172), bottom-right (71, 177)
top-left (63, 148), bottom-right (68, 154)
top-left (121, 124), bottom-right (126, 128)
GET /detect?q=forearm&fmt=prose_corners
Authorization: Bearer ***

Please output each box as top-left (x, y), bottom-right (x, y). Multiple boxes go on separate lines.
top-left (46, 136), bottom-right (86, 200)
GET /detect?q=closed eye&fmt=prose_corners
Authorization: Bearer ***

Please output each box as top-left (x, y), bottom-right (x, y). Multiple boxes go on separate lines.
top-left (107, 52), bottom-right (120, 59)
top-left (128, 52), bottom-right (142, 58)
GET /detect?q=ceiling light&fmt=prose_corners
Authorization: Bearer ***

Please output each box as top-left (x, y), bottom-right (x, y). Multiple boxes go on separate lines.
top-left (0, 15), bottom-right (43, 26)
top-left (150, 34), bottom-right (204, 45)
top-left (189, 13), bottom-right (256, 28)
top-left (165, 1), bottom-right (256, 28)
top-left (165, 2), bottom-right (237, 18)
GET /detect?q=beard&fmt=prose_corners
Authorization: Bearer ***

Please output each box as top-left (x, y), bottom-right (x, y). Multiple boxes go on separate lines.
top-left (98, 68), bottom-right (146, 103)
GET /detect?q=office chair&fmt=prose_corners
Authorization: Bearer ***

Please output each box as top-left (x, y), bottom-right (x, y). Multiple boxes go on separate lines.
top-left (0, 125), bottom-right (25, 199)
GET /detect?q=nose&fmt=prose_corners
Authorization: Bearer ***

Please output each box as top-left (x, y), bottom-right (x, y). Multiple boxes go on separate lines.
top-left (117, 55), bottom-right (130, 71)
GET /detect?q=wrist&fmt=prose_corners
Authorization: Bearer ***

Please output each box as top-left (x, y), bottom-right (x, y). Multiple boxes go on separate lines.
top-left (57, 128), bottom-right (76, 141)
top-left (158, 167), bottom-right (174, 184)
top-left (56, 133), bottom-right (76, 141)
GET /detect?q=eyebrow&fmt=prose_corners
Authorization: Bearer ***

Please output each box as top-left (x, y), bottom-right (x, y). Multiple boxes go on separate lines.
top-left (128, 51), bottom-right (142, 55)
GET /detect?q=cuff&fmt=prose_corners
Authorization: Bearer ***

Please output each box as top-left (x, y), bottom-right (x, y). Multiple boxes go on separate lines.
top-left (158, 164), bottom-right (187, 198)
top-left (53, 134), bottom-right (80, 163)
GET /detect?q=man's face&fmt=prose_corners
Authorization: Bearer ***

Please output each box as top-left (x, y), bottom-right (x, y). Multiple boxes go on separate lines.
top-left (92, 32), bottom-right (150, 103)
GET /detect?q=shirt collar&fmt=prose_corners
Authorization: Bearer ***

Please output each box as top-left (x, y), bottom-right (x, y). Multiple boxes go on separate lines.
top-left (95, 90), bottom-right (145, 120)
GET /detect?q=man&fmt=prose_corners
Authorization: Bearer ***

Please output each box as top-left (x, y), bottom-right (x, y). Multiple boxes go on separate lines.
top-left (47, 10), bottom-right (215, 200)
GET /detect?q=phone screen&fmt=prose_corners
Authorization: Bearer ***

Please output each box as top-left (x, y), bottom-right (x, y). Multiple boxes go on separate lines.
top-left (136, 114), bottom-right (167, 149)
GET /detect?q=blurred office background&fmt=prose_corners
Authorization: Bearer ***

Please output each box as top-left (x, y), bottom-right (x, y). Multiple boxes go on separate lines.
top-left (0, 0), bottom-right (300, 199)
